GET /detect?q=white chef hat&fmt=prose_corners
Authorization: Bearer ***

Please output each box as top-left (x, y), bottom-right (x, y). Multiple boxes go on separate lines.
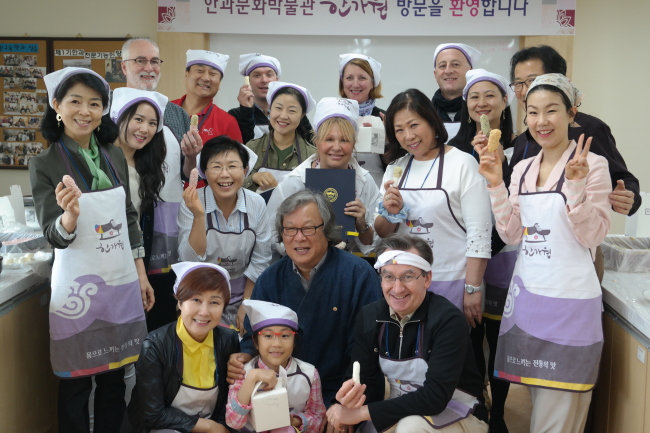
top-left (110, 88), bottom-right (168, 132)
top-left (313, 97), bottom-right (360, 133)
top-left (266, 81), bottom-right (317, 114)
top-left (242, 300), bottom-right (299, 332)
top-left (186, 50), bottom-right (229, 77)
top-left (374, 250), bottom-right (432, 273)
top-left (433, 43), bottom-right (481, 68)
top-left (195, 140), bottom-right (259, 178)
top-left (238, 53), bottom-right (282, 77)
top-left (171, 262), bottom-right (231, 295)
top-left (44, 67), bottom-right (111, 115)
top-left (463, 69), bottom-right (516, 107)
top-left (339, 53), bottom-right (382, 87)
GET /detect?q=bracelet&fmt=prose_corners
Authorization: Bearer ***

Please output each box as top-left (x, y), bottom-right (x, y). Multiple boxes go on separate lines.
top-left (378, 202), bottom-right (409, 224)
top-left (357, 222), bottom-right (371, 234)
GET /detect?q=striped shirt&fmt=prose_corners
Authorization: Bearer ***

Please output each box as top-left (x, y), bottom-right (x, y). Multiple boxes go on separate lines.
top-left (177, 187), bottom-right (272, 282)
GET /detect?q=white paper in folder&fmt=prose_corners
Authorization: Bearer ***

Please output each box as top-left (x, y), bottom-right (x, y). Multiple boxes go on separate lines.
top-left (356, 116), bottom-right (385, 154)
top-left (625, 192), bottom-right (650, 237)
top-left (249, 365), bottom-right (291, 431)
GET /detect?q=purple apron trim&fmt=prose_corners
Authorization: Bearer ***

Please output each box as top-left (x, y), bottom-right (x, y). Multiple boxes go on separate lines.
top-left (428, 279), bottom-right (464, 310)
top-left (500, 275), bottom-right (603, 346)
top-left (229, 275), bottom-right (247, 304)
top-left (50, 274), bottom-right (144, 340)
top-left (483, 249), bottom-right (517, 288)
top-left (153, 201), bottom-right (181, 236)
top-left (253, 318), bottom-right (299, 332)
top-left (446, 399), bottom-right (472, 417)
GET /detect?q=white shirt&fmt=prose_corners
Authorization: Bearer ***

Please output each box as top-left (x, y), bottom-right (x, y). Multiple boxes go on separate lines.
top-left (266, 153), bottom-right (381, 256)
top-left (177, 187), bottom-right (272, 282)
top-left (375, 147), bottom-right (492, 259)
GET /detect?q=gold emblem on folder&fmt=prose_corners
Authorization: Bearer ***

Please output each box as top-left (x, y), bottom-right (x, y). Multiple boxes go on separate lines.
top-left (324, 188), bottom-right (338, 202)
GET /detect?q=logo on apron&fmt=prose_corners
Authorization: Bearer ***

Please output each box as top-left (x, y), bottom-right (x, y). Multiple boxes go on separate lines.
top-left (94, 219), bottom-right (122, 240)
top-left (406, 217), bottom-right (434, 235)
top-left (522, 223), bottom-right (552, 259)
top-left (51, 275), bottom-right (101, 320)
top-left (217, 256), bottom-right (238, 266)
top-left (502, 275), bottom-right (523, 319)
top-left (324, 188), bottom-right (338, 202)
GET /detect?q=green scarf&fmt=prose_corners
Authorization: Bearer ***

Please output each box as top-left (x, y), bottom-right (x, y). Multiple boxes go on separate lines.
top-left (78, 135), bottom-right (113, 190)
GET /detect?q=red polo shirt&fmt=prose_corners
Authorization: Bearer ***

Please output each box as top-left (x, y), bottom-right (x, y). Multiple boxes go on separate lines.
top-left (172, 95), bottom-right (243, 144)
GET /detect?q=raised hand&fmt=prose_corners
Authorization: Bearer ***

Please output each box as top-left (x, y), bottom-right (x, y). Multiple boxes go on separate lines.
top-left (565, 134), bottom-right (592, 181)
top-left (477, 145), bottom-right (503, 188)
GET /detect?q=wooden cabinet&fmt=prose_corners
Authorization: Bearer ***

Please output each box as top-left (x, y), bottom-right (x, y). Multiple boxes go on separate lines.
top-left (0, 282), bottom-right (57, 433)
top-left (591, 310), bottom-right (650, 433)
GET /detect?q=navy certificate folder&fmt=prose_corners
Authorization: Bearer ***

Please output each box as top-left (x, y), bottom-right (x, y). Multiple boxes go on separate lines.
top-left (305, 168), bottom-right (357, 240)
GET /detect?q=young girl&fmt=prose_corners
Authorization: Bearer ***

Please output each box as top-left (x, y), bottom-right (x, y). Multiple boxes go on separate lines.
top-left (226, 300), bottom-right (325, 433)
top-left (111, 87), bottom-right (183, 331)
top-left (478, 74), bottom-right (611, 433)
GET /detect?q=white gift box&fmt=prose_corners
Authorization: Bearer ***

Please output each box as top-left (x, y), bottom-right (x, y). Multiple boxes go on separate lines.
top-left (249, 365), bottom-right (291, 431)
top-left (356, 115), bottom-right (385, 154)
top-left (625, 192), bottom-right (650, 237)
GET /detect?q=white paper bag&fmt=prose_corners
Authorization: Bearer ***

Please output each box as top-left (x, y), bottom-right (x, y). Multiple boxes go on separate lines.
top-left (356, 116), bottom-right (385, 154)
top-left (625, 192), bottom-right (650, 237)
top-left (249, 365), bottom-right (291, 431)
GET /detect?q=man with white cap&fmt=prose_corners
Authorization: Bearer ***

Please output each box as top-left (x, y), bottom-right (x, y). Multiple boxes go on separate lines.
top-left (172, 49), bottom-right (243, 145)
top-left (120, 38), bottom-right (201, 180)
top-left (328, 234), bottom-right (488, 433)
top-left (229, 53), bottom-right (313, 144)
top-left (227, 189), bottom-right (382, 406)
top-left (431, 43), bottom-right (481, 141)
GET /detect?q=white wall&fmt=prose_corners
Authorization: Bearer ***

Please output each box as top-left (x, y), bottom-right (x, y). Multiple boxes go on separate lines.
top-left (210, 34), bottom-right (519, 123)
top-left (572, 0), bottom-right (649, 234)
top-left (0, 0), bottom-right (158, 196)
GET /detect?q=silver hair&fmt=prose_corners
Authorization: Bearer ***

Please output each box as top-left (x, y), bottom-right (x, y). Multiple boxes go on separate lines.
top-left (121, 37), bottom-right (159, 60)
top-left (275, 189), bottom-right (340, 244)
top-left (373, 233), bottom-right (434, 266)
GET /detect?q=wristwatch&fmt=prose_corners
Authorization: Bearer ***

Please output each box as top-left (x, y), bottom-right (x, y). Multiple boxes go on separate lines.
top-left (358, 222), bottom-right (371, 234)
top-left (464, 283), bottom-right (484, 294)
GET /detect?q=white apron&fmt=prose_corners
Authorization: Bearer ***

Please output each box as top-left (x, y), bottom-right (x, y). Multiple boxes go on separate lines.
top-left (147, 126), bottom-right (182, 274)
top-left (204, 190), bottom-right (257, 327)
top-left (443, 122), bottom-right (461, 143)
top-left (49, 142), bottom-right (147, 378)
top-left (255, 134), bottom-right (304, 195)
top-left (494, 154), bottom-right (603, 392)
top-left (396, 150), bottom-right (467, 310)
top-left (150, 381), bottom-right (218, 431)
top-left (242, 356), bottom-right (315, 432)
top-left (360, 321), bottom-right (479, 432)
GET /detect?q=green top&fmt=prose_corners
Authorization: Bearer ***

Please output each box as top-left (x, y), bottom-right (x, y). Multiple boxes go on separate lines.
top-left (243, 133), bottom-right (316, 190)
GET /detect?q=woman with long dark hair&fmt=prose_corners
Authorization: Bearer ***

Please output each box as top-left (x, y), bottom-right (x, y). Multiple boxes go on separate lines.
top-left (375, 88), bottom-right (492, 327)
top-left (110, 87), bottom-right (183, 331)
top-left (29, 67), bottom-right (153, 433)
top-left (243, 82), bottom-right (316, 193)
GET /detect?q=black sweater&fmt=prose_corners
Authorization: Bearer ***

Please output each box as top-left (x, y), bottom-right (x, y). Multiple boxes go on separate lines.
top-left (346, 292), bottom-right (488, 431)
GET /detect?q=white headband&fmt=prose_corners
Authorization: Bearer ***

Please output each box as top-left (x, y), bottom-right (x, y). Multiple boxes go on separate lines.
top-left (374, 250), bottom-right (432, 273)
top-left (339, 53), bottom-right (382, 87)
top-left (463, 69), bottom-right (516, 107)
top-left (239, 53), bottom-right (282, 77)
top-left (110, 87), bottom-right (168, 132)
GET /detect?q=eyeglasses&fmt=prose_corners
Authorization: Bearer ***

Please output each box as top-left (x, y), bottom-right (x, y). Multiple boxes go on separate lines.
top-left (509, 78), bottom-right (536, 92)
top-left (123, 58), bottom-right (163, 67)
top-left (281, 223), bottom-right (324, 237)
top-left (380, 273), bottom-right (423, 284)
top-left (258, 330), bottom-right (297, 341)
top-left (207, 164), bottom-right (244, 173)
